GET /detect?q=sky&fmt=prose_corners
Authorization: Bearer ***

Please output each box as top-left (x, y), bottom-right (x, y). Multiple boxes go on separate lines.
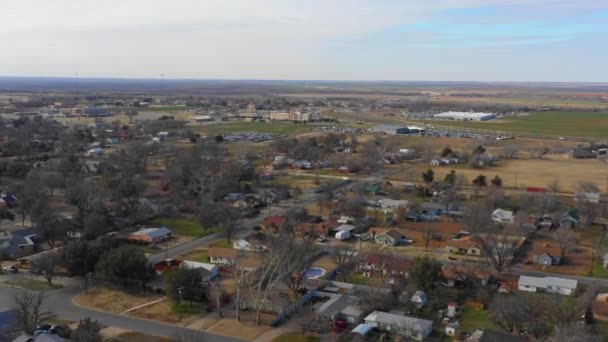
top-left (1, 0), bottom-right (608, 82)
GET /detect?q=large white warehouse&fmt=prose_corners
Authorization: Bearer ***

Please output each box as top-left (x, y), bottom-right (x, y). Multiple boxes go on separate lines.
top-left (434, 112), bottom-right (495, 121)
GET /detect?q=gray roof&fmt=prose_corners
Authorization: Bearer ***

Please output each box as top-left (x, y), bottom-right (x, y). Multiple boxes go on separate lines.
top-left (317, 294), bottom-right (359, 316)
top-left (131, 227), bottom-right (172, 239)
top-left (518, 275), bottom-right (577, 290)
top-left (546, 276), bottom-right (577, 289)
top-left (518, 275), bottom-right (547, 288)
top-left (374, 125), bottom-right (407, 130)
top-left (364, 311), bottom-right (432, 332)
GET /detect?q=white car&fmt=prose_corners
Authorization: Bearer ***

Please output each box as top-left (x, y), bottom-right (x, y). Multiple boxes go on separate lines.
top-left (317, 235), bottom-right (327, 242)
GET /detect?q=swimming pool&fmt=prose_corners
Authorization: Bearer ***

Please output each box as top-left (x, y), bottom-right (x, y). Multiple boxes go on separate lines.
top-left (303, 267), bottom-right (327, 279)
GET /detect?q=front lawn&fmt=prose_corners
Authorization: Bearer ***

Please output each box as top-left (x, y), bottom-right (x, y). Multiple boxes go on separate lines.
top-left (459, 308), bottom-right (498, 333)
top-left (273, 332), bottom-right (320, 342)
top-left (151, 217), bottom-right (220, 238)
top-left (209, 240), bottom-right (233, 248)
top-left (179, 248), bottom-right (209, 263)
top-left (3, 279), bottom-right (63, 290)
top-left (590, 261), bottom-right (608, 279)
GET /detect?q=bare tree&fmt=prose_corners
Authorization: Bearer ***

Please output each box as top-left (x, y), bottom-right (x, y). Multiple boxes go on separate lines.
top-left (501, 145), bottom-right (519, 159)
top-left (281, 236), bottom-right (319, 296)
top-left (487, 187), bottom-right (506, 209)
top-left (463, 203), bottom-right (493, 233)
top-left (489, 294), bottom-right (526, 334)
top-left (422, 224), bottom-right (436, 251)
top-left (32, 254), bottom-right (60, 286)
top-left (245, 233), bottom-right (310, 325)
top-left (367, 243), bottom-right (393, 282)
top-left (208, 280), bottom-right (224, 318)
top-left (553, 228), bottom-right (577, 260)
top-left (548, 324), bottom-right (602, 342)
top-left (14, 291), bottom-right (55, 334)
top-left (332, 245), bottom-right (359, 282)
top-left (220, 204), bottom-right (242, 244)
top-left (71, 317), bottom-right (103, 342)
top-left (529, 146), bottom-right (550, 159)
top-left (578, 181), bottom-right (600, 193)
top-left (576, 190), bottom-right (599, 228)
top-left (354, 286), bottom-right (393, 313)
top-left (476, 231), bottom-right (522, 273)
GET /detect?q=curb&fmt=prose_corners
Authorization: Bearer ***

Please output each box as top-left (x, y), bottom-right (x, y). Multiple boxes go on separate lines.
top-left (71, 294), bottom-right (247, 341)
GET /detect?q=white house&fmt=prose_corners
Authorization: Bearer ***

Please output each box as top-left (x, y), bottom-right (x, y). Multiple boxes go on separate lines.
top-left (518, 275), bottom-right (577, 296)
top-left (364, 311), bottom-right (433, 341)
top-left (180, 260), bottom-right (219, 282)
top-left (575, 191), bottom-right (600, 204)
top-left (491, 209), bottom-right (514, 224)
top-left (379, 199), bottom-right (409, 213)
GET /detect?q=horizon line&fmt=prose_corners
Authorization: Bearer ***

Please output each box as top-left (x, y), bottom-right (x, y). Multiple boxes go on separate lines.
top-left (1, 75), bottom-right (607, 86)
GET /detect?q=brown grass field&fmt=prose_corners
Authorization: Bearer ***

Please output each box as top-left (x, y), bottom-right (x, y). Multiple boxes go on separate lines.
top-left (74, 288), bottom-right (161, 313)
top-left (388, 156), bottom-right (608, 193)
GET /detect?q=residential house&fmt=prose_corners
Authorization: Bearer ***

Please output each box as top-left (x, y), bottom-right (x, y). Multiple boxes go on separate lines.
top-left (261, 216), bottom-right (287, 233)
top-left (337, 214), bottom-right (356, 224)
top-left (559, 215), bottom-right (578, 229)
top-left (532, 252), bottom-right (560, 266)
top-left (446, 236), bottom-right (481, 256)
top-left (127, 227), bottom-right (172, 244)
top-left (294, 222), bottom-right (332, 238)
top-left (1, 193), bottom-right (17, 208)
top-left (530, 243), bottom-right (561, 266)
top-left (518, 275), bottom-right (577, 296)
top-left (411, 291), bottom-right (427, 308)
top-left (604, 253), bottom-right (608, 269)
top-left (372, 228), bottom-right (403, 246)
top-left (0, 229), bottom-right (39, 259)
top-left (364, 311), bottom-right (433, 341)
top-left (576, 191), bottom-right (601, 203)
top-left (315, 293), bottom-right (363, 324)
top-left (441, 265), bottom-right (491, 288)
top-left (447, 234), bottom-right (525, 258)
top-left (232, 233), bottom-right (267, 252)
top-left (492, 209), bottom-right (514, 224)
top-left (360, 254), bottom-right (413, 278)
top-left (208, 247), bottom-right (239, 265)
top-left (337, 166), bottom-right (350, 173)
top-left (180, 260), bottom-right (220, 282)
top-left (153, 259), bottom-right (219, 283)
top-left (379, 199), bottom-right (409, 210)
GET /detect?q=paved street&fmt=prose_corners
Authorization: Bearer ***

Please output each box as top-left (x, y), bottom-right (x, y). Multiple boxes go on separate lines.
top-left (148, 187), bottom-right (343, 264)
top-left (0, 280), bottom-right (242, 342)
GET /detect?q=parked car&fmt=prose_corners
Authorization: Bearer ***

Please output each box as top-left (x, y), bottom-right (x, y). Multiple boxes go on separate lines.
top-left (2, 265), bottom-right (18, 273)
top-left (317, 235), bottom-right (327, 242)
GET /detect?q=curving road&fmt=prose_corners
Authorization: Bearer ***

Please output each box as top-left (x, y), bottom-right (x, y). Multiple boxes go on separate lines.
top-left (0, 279), bottom-right (242, 341)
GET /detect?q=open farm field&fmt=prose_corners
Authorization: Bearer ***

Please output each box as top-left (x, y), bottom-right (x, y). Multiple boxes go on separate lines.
top-left (196, 121), bottom-right (313, 136)
top-left (432, 96), bottom-right (608, 110)
top-left (423, 111), bottom-right (608, 138)
top-left (388, 157), bottom-right (608, 193)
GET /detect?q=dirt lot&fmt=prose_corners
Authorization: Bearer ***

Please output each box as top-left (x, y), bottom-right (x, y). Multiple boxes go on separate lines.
top-left (128, 299), bottom-right (200, 325)
top-left (74, 287), bottom-right (162, 314)
top-left (206, 316), bottom-right (272, 340)
top-left (390, 156), bottom-right (607, 193)
top-left (519, 239), bottom-right (594, 276)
